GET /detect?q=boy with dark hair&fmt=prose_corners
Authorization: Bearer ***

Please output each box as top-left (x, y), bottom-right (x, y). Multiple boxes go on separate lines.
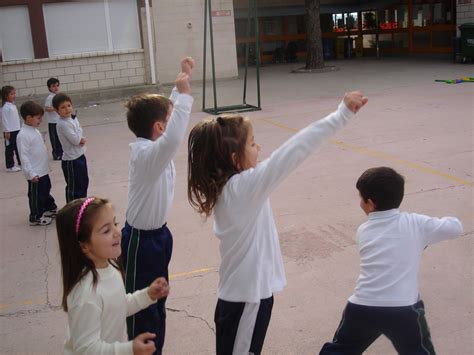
top-left (121, 57), bottom-right (194, 354)
top-left (44, 77), bottom-right (63, 160)
top-left (17, 101), bottom-right (57, 226)
top-left (53, 93), bottom-right (88, 202)
top-left (320, 166), bottom-right (464, 355)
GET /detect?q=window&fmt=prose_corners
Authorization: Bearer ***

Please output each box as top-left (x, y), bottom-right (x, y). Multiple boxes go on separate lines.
top-left (43, 0), bottom-right (140, 57)
top-left (0, 6), bottom-right (34, 61)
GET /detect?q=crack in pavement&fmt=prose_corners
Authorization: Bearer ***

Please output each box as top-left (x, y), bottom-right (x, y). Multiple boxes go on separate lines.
top-left (167, 307), bottom-right (215, 335)
top-left (0, 305), bottom-right (61, 318)
top-left (42, 226), bottom-right (52, 307)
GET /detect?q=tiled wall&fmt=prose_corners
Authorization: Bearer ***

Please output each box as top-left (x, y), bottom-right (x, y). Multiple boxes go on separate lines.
top-left (0, 49), bottom-right (147, 97)
top-left (152, 0), bottom-right (238, 84)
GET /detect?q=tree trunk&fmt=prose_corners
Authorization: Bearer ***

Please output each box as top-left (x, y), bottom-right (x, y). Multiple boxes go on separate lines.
top-left (305, 0), bottom-right (324, 69)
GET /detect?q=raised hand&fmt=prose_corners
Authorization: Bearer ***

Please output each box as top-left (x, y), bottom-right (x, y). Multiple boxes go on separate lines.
top-left (176, 72), bottom-right (191, 94)
top-left (180, 57), bottom-right (195, 76)
top-left (343, 91), bottom-right (368, 113)
top-left (132, 332), bottom-right (156, 355)
top-left (148, 277), bottom-right (170, 300)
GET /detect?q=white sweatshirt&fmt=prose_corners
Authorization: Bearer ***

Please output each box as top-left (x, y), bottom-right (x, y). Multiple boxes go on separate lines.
top-left (17, 124), bottom-right (49, 180)
top-left (126, 89), bottom-right (194, 230)
top-left (45, 93), bottom-right (60, 124)
top-left (348, 209), bottom-right (463, 307)
top-left (1, 102), bottom-right (21, 132)
top-left (64, 264), bottom-right (155, 355)
top-left (214, 102), bottom-right (354, 303)
top-left (57, 116), bottom-right (85, 160)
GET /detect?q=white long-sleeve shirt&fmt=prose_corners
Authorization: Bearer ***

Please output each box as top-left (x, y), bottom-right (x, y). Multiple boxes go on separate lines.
top-left (126, 89), bottom-right (194, 230)
top-left (214, 102), bottom-right (355, 302)
top-left (17, 124), bottom-right (49, 180)
top-left (45, 93), bottom-right (60, 124)
top-left (1, 102), bottom-right (21, 132)
top-left (348, 209), bottom-right (463, 307)
top-left (64, 264), bottom-right (155, 355)
top-left (57, 116), bottom-right (85, 160)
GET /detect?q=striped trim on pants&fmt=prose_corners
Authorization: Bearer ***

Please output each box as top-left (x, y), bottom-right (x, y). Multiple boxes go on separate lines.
top-left (27, 175), bottom-right (57, 222)
top-left (61, 155), bottom-right (88, 203)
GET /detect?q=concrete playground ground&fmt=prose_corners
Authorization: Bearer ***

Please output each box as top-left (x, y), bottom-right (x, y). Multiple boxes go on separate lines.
top-left (0, 57), bottom-right (473, 354)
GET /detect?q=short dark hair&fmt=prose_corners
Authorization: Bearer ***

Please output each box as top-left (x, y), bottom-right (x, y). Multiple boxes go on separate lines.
top-left (1, 85), bottom-right (15, 106)
top-left (52, 92), bottom-right (72, 109)
top-left (47, 77), bottom-right (60, 88)
top-left (356, 167), bottom-right (405, 211)
top-left (126, 93), bottom-right (172, 139)
top-left (20, 101), bottom-right (44, 119)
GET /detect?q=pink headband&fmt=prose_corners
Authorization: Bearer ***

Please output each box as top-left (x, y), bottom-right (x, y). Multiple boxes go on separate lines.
top-left (75, 197), bottom-right (95, 236)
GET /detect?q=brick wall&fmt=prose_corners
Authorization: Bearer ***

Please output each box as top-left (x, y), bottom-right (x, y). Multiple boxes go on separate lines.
top-left (152, 0), bottom-right (238, 84)
top-left (457, 1), bottom-right (474, 35)
top-left (0, 49), bottom-right (146, 97)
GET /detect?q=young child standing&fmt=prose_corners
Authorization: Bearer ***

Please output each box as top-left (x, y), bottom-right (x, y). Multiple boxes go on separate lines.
top-left (53, 93), bottom-right (88, 202)
top-left (1, 85), bottom-right (22, 172)
top-left (44, 77), bottom-right (63, 160)
top-left (187, 92), bottom-right (368, 354)
top-left (121, 57), bottom-right (194, 354)
top-left (56, 197), bottom-right (170, 354)
top-left (319, 167), bottom-right (464, 355)
top-left (17, 101), bottom-right (57, 226)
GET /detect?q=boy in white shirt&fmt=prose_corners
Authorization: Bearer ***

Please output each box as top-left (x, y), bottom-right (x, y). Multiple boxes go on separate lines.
top-left (320, 166), bottom-right (464, 355)
top-left (53, 93), bottom-right (88, 203)
top-left (17, 101), bottom-right (57, 226)
top-left (44, 78), bottom-right (63, 160)
top-left (121, 57), bottom-right (194, 354)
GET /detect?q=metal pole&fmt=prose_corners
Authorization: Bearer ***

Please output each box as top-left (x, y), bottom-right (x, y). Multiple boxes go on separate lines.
top-left (243, 0), bottom-right (252, 105)
top-left (202, 0), bottom-right (208, 111)
top-left (208, 0), bottom-right (218, 113)
top-left (254, 0), bottom-right (261, 109)
top-left (145, 0), bottom-right (156, 84)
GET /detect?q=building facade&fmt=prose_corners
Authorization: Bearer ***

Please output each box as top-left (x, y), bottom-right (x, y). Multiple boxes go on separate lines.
top-left (0, 0), bottom-right (472, 98)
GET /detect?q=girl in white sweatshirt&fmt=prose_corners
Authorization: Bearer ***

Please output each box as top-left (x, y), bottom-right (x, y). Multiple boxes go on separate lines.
top-left (56, 197), bottom-right (170, 355)
top-left (187, 91), bottom-right (368, 354)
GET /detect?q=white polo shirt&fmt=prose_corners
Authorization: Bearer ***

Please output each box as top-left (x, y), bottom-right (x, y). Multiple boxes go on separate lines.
top-left (125, 90), bottom-right (194, 230)
top-left (214, 102), bottom-right (355, 302)
top-left (17, 124), bottom-right (49, 180)
top-left (349, 209), bottom-right (463, 307)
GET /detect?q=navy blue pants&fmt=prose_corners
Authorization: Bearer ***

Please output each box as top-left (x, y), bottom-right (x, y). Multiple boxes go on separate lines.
top-left (48, 123), bottom-right (63, 160)
top-left (215, 295), bottom-right (274, 355)
top-left (4, 130), bottom-right (21, 168)
top-left (27, 174), bottom-right (57, 223)
top-left (320, 300), bottom-right (436, 355)
top-left (61, 155), bottom-right (88, 203)
top-left (121, 222), bottom-right (173, 355)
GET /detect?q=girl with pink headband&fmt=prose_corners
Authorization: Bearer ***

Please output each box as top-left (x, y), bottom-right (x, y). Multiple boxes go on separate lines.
top-left (56, 197), bottom-right (170, 354)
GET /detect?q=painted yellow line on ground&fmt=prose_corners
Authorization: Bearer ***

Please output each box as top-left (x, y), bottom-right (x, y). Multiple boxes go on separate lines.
top-left (259, 118), bottom-right (474, 188)
top-left (0, 268), bottom-right (216, 311)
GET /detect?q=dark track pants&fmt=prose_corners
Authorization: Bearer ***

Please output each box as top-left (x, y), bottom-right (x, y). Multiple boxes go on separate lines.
top-left (121, 222), bottom-right (173, 355)
top-left (48, 123), bottom-right (63, 159)
top-left (4, 130), bottom-right (21, 168)
top-left (61, 155), bottom-right (88, 203)
top-left (28, 174), bottom-right (57, 222)
top-left (320, 300), bottom-right (436, 355)
top-left (215, 295), bottom-right (274, 355)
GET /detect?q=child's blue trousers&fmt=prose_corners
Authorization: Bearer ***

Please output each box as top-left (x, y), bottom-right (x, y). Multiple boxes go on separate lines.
top-left (48, 123), bottom-right (63, 160)
top-left (61, 154), bottom-right (88, 203)
top-left (27, 174), bottom-right (57, 222)
top-left (121, 222), bottom-right (173, 355)
top-left (319, 300), bottom-right (435, 355)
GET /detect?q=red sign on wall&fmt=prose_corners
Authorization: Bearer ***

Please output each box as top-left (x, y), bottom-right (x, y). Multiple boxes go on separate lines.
top-left (212, 10), bottom-right (231, 17)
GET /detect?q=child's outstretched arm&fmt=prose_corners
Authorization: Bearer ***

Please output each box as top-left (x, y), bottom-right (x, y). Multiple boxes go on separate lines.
top-left (169, 57), bottom-right (195, 103)
top-left (147, 277), bottom-right (170, 300)
top-left (237, 91), bottom-right (368, 209)
top-left (417, 214), bottom-right (464, 246)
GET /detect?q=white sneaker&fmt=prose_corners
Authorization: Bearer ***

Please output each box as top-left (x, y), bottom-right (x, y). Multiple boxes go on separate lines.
top-left (29, 216), bottom-right (53, 226)
top-left (6, 167), bottom-right (21, 172)
top-left (13, 166), bottom-right (21, 171)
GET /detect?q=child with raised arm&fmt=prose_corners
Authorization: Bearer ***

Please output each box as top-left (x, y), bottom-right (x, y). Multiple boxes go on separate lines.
top-left (53, 93), bottom-right (89, 202)
top-left (1, 85), bottom-right (22, 172)
top-left (17, 101), bottom-right (57, 226)
top-left (319, 167), bottom-right (463, 355)
top-left (57, 197), bottom-right (170, 355)
top-left (44, 77), bottom-right (63, 160)
top-left (187, 92), bottom-right (368, 354)
top-left (121, 57), bottom-right (194, 354)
